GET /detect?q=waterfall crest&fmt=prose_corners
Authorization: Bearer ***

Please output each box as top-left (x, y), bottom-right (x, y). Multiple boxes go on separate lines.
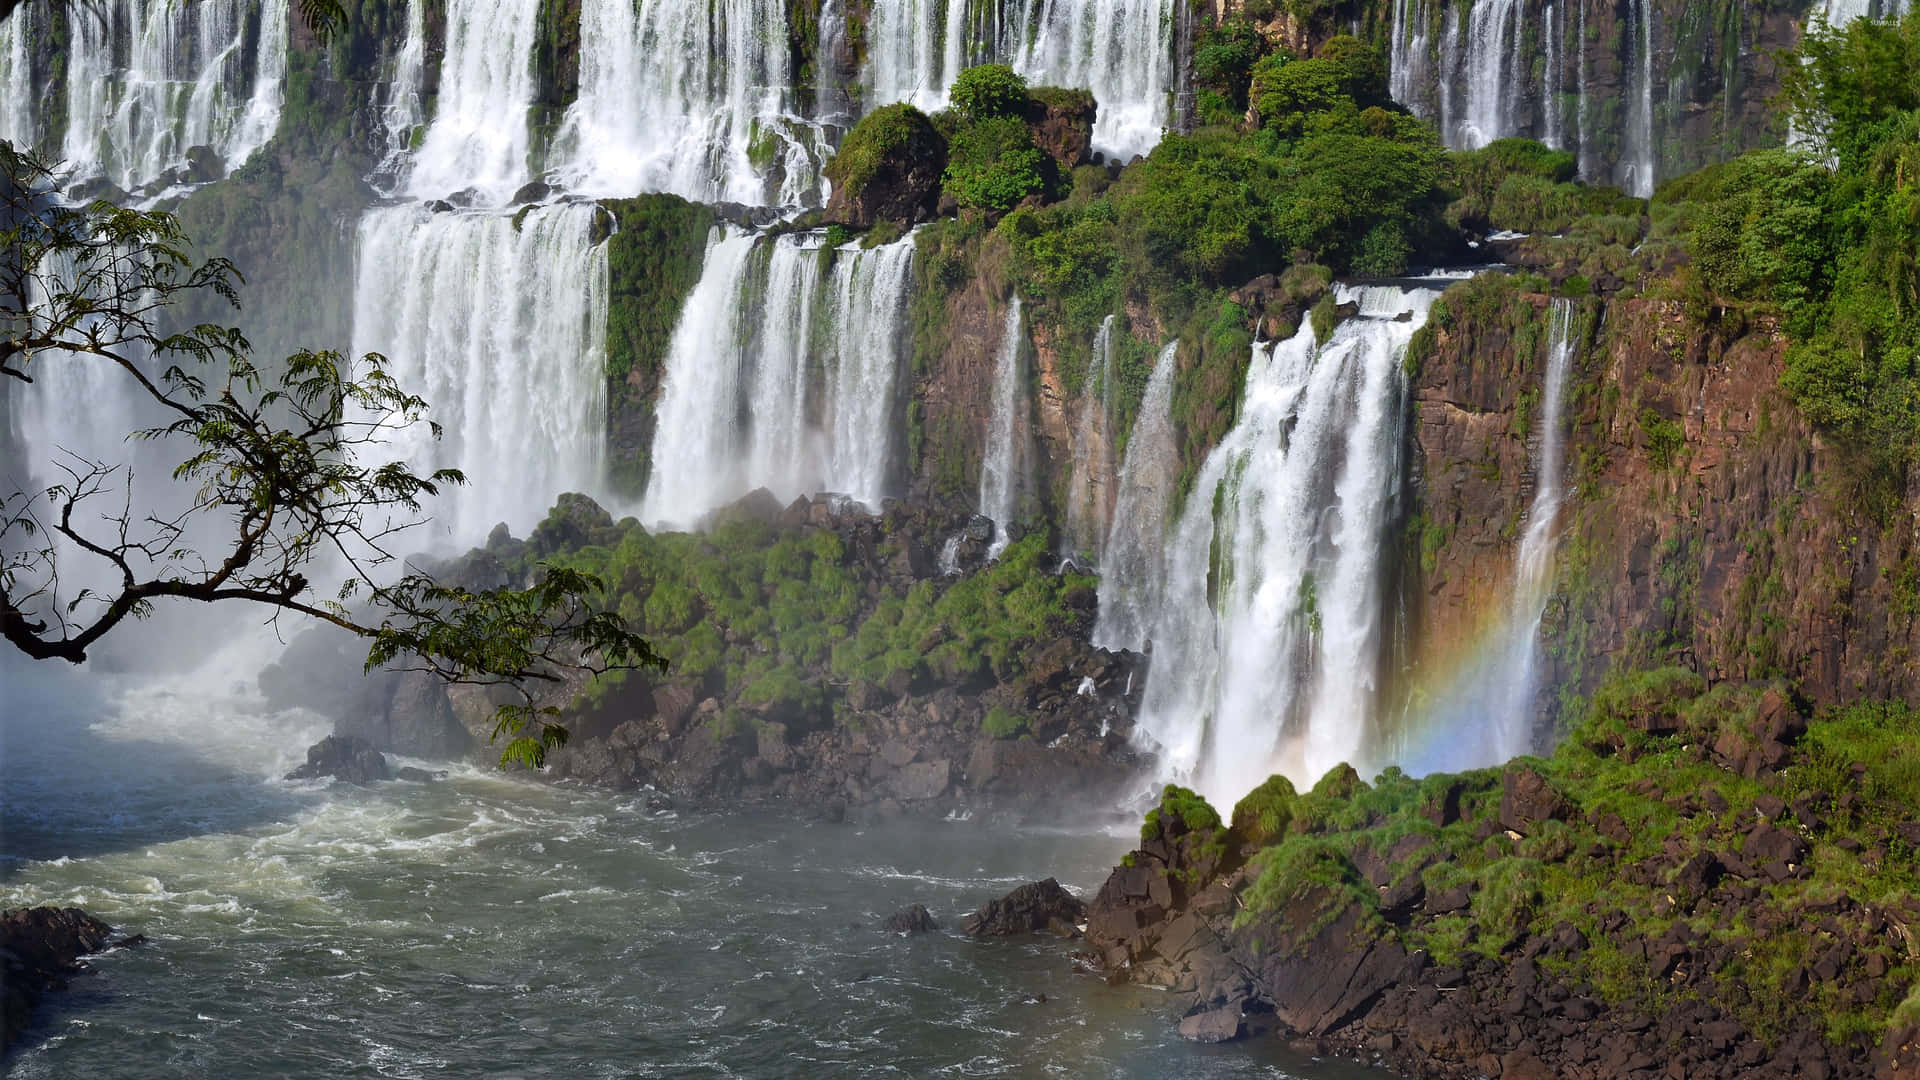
top-left (57, 0), bottom-right (288, 195)
top-left (349, 204), bottom-right (610, 541)
top-left (978, 295), bottom-right (1026, 560)
top-left (641, 229), bottom-right (918, 530)
top-left (1126, 286), bottom-right (1434, 809)
top-left (1092, 338), bottom-right (1179, 652)
top-left (550, 0), bottom-right (826, 205)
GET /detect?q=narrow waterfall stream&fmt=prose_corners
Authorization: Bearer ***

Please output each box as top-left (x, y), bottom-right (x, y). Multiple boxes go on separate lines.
top-left (978, 296), bottom-right (1027, 560)
top-left (349, 204), bottom-right (611, 541)
top-left (1066, 315), bottom-right (1118, 558)
top-left (0, 0), bottom-right (37, 149)
top-left (1400, 298), bottom-right (1577, 773)
top-left (1126, 287), bottom-right (1433, 809)
top-left (641, 230), bottom-right (918, 530)
top-left (55, 0), bottom-right (287, 195)
top-left (1090, 340), bottom-right (1180, 653)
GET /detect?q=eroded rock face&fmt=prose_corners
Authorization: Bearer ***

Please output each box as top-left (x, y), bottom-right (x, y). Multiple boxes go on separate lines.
top-left (1, 907), bottom-right (118, 1052)
top-left (883, 905), bottom-right (939, 935)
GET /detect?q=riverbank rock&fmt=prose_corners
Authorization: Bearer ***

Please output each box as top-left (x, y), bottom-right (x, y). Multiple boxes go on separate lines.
top-left (1, 907), bottom-right (118, 1052)
top-left (286, 735), bottom-right (392, 783)
top-left (964, 879), bottom-right (1086, 937)
top-left (883, 905), bottom-right (939, 935)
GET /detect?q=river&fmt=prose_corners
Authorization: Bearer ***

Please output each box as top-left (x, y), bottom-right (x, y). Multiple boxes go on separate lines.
top-left (1, 659), bottom-right (1371, 1078)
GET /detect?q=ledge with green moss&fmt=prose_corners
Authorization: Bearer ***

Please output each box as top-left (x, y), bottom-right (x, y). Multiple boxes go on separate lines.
top-left (1081, 670), bottom-right (1920, 1078)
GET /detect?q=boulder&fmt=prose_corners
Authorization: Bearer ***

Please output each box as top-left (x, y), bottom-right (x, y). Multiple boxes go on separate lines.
top-left (1, 906), bottom-right (118, 1051)
top-left (1499, 766), bottom-right (1570, 835)
top-left (182, 145), bottom-right (225, 183)
top-left (510, 180), bottom-right (552, 205)
top-left (964, 878), bottom-right (1086, 937)
top-left (822, 105), bottom-right (946, 229)
top-left (883, 905), bottom-right (940, 935)
top-left (285, 735), bottom-right (392, 783)
top-left (1179, 1003), bottom-right (1246, 1044)
top-left (1234, 883), bottom-right (1408, 1036)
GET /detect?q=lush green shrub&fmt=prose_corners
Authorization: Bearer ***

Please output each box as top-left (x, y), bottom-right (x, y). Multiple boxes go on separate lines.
top-left (950, 64), bottom-right (1030, 122)
top-left (982, 705), bottom-right (1028, 739)
top-left (943, 115), bottom-right (1051, 211)
top-left (1194, 22), bottom-right (1273, 112)
top-left (824, 103), bottom-right (943, 199)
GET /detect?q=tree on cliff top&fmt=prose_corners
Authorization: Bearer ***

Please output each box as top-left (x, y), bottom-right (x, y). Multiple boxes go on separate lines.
top-left (0, 143), bottom-right (663, 766)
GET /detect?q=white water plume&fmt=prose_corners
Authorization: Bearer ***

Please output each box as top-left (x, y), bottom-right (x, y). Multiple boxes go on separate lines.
top-left (641, 229), bottom-right (918, 530)
top-left (1125, 286), bottom-right (1434, 809)
top-left (1, 0), bottom-right (38, 150)
top-left (1412, 299), bottom-right (1576, 771)
top-left (978, 295), bottom-right (1026, 560)
top-left (349, 203), bottom-right (609, 542)
top-left (549, 0), bottom-right (826, 206)
top-left (58, 0), bottom-right (287, 194)
top-left (403, 0), bottom-right (542, 203)
top-left (376, 0), bottom-right (430, 179)
top-left (1618, 0), bottom-right (1656, 197)
top-left (1454, 0), bottom-right (1522, 149)
top-left (1091, 339), bottom-right (1178, 652)
top-left (863, 0), bottom-right (1175, 162)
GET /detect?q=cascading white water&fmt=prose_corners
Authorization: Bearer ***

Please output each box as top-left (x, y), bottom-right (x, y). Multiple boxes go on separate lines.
top-left (1618, 0), bottom-right (1656, 197)
top-left (1455, 0), bottom-right (1523, 149)
top-left (1091, 339), bottom-right (1179, 653)
top-left (349, 204), bottom-right (609, 542)
top-left (375, 0), bottom-right (430, 180)
top-left (863, 0), bottom-right (1175, 162)
top-left (403, 0), bottom-right (542, 203)
top-left (1127, 286), bottom-right (1434, 809)
top-left (1388, 0), bottom-right (1432, 119)
top-left (1066, 315), bottom-right (1117, 557)
top-left (1821, 0), bottom-right (1912, 25)
top-left (978, 295), bottom-right (1026, 560)
top-left (1411, 299), bottom-right (1576, 772)
top-left (1541, 2), bottom-right (1561, 152)
top-left (58, 0), bottom-right (288, 194)
top-left (549, 0), bottom-right (826, 206)
top-left (641, 229), bottom-right (918, 530)
top-left (1, 1), bottom-right (37, 150)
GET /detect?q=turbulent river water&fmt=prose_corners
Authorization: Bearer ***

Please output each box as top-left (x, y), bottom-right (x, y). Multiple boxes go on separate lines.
top-left (1, 660), bottom-right (1369, 1078)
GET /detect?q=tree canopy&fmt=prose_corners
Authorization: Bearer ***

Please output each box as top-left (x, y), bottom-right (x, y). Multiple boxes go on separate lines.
top-left (1, 143), bottom-right (662, 766)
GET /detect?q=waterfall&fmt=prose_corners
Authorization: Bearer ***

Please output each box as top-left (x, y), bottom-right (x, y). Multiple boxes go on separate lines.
top-left (1454, 0), bottom-right (1523, 149)
top-left (548, 0), bottom-right (825, 206)
top-left (1619, 0), bottom-right (1656, 197)
top-left (349, 204), bottom-right (610, 542)
top-left (1413, 299), bottom-right (1576, 771)
top-left (1091, 339), bottom-right (1179, 653)
top-left (1575, 0), bottom-right (1591, 179)
top-left (404, 0), bottom-right (542, 203)
top-left (1127, 286), bottom-right (1434, 809)
top-left (58, 0), bottom-right (288, 194)
top-left (1822, 0), bottom-right (1912, 24)
top-left (978, 295), bottom-right (1026, 560)
top-left (1065, 315), bottom-right (1117, 556)
top-left (1, 1), bottom-right (37, 150)
top-left (1388, 0), bottom-right (1432, 119)
top-left (1541, 2), bottom-right (1560, 151)
top-left (641, 229), bottom-right (918, 530)
top-left (863, 0), bottom-right (1175, 162)
top-left (377, 0), bottom-right (430, 178)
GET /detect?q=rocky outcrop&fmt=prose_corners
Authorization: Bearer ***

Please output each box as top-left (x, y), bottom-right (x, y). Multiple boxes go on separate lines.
top-left (963, 878), bottom-right (1087, 936)
top-left (883, 905), bottom-right (940, 935)
top-left (285, 735), bottom-right (394, 783)
top-left (1024, 89), bottom-right (1096, 171)
top-left (822, 104), bottom-right (946, 229)
top-left (1, 907), bottom-right (123, 1053)
top-left (1081, 698), bottom-right (1919, 1077)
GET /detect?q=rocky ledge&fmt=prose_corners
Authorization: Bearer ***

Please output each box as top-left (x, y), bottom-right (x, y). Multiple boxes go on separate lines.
top-left (1080, 675), bottom-right (1920, 1080)
top-left (2, 906), bottom-right (137, 1053)
top-left (265, 491), bottom-right (1153, 822)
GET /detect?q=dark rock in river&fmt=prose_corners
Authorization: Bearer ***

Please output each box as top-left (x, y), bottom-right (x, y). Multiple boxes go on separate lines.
top-left (1179, 1003), bottom-right (1246, 1044)
top-left (964, 878), bottom-right (1086, 937)
top-left (2, 906), bottom-right (118, 1052)
top-left (883, 905), bottom-right (939, 935)
top-left (286, 735), bottom-right (392, 783)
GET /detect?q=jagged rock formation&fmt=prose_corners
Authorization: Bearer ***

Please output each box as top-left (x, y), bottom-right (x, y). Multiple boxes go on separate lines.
top-left (1, 907), bottom-right (125, 1053)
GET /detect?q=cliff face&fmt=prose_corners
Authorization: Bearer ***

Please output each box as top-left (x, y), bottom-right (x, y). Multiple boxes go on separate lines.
top-left (1403, 278), bottom-right (1920, 744)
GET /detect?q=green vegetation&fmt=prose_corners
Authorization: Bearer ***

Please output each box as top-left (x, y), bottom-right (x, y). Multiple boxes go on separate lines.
top-left (983, 706), bottom-right (1029, 739)
top-left (522, 509), bottom-right (1096, 729)
top-left (602, 195), bottom-right (714, 384)
top-left (949, 64), bottom-right (1031, 122)
top-left (1671, 12), bottom-right (1920, 472)
top-left (943, 114), bottom-right (1053, 212)
top-left (1205, 667), bottom-right (1920, 1048)
top-left (824, 103), bottom-right (942, 198)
